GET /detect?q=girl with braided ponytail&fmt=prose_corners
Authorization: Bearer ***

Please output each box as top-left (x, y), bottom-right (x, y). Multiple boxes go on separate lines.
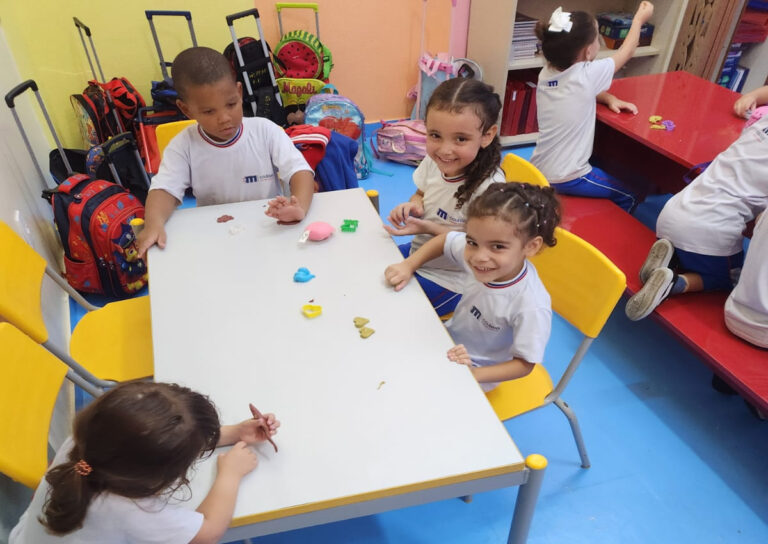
top-left (384, 78), bottom-right (506, 317)
top-left (385, 183), bottom-right (560, 391)
top-left (10, 381), bottom-right (279, 544)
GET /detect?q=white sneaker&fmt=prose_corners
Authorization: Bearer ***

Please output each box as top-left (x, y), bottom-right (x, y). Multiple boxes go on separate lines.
top-left (625, 267), bottom-right (675, 321)
top-left (639, 239), bottom-right (674, 284)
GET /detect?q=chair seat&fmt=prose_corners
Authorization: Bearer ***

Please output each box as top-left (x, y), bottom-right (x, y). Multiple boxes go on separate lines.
top-left (70, 296), bottom-right (153, 382)
top-left (485, 363), bottom-right (554, 421)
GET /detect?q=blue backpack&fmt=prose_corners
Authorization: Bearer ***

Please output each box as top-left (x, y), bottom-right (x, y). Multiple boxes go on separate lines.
top-left (304, 85), bottom-right (373, 179)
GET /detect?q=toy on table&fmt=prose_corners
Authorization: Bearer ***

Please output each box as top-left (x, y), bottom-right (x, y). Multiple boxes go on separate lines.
top-left (353, 316), bottom-right (375, 338)
top-left (649, 114), bottom-right (675, 131)
top-left (302, 304), bottom-right (322, 318)
top-left (298, 221), bottom-right (334, 243)
top-left (745, 105), bottom-right (768, 128)
top-left (293, 267), bottom-right (315, 282)
top-left (217, 214), bottom-right (234, 223)
top-left (340, 219), bottom-right (359, 232)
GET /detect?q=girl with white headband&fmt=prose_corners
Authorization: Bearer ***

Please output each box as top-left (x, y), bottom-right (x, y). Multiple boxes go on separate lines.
top-left (530, 2), bottom-right (654, 213)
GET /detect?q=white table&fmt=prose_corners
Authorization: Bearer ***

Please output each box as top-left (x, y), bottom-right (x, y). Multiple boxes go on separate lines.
top-left (148, 188), bottom-right (545, 542)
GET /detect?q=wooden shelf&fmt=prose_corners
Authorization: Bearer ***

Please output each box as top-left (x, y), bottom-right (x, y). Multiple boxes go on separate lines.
top-left (508, 46), bottom-right (661, 71)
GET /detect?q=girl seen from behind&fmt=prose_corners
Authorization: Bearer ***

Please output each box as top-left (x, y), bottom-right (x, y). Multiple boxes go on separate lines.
top-left (530, 3), bottom-right (654, 212)
top-left (384, 78), bottom-right (506, 317)
top-left (10, 381), bottom-right (279, 544)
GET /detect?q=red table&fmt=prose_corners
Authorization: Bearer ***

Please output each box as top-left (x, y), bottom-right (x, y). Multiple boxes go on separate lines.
top-left (593, 71), bottom-right (745, 196)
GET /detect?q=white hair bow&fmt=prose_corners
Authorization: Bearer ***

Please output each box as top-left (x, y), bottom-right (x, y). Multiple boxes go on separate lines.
top-left (548, 7), bottom-right (573, 32)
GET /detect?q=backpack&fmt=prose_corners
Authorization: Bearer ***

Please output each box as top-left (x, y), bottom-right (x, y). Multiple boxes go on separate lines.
top-left (43, 174), bottom-right (148, 298)
top-left (223, 37), bottom-right (285, 124)
top-left (273, 30), bottom-right (333, 81)
top-left (304, 85), bottom-right (372, 179)
top-left (372, 119), bottom-right (427, 166)
top-left (70, 78), bottom-right (146, 147)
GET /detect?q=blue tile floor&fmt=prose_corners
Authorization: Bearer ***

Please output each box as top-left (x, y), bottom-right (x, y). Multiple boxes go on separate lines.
top-left (72, 144), bottom-right (768, 544)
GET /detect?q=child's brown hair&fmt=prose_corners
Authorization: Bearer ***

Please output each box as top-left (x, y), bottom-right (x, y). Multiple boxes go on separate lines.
top-left (536, 11), bottom-right (598, 71)
top-left (172, 46), bottom-right (236, 101)
top-left (41, 381), bottom-right (221, 535)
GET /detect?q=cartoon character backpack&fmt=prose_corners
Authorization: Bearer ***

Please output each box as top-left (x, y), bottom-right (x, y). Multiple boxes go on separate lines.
top-left (44, 174), bottom-right (148, 298)
top-left (304, 85), bottom-right (373, 179)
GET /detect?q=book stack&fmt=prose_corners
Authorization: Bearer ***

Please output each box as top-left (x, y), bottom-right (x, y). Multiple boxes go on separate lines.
top-left (718, 43), bottom-right (748, 91)
top-left (501, 69), bottom-right (540, 136)
top-left (510, 13), bottom-right (540, 62)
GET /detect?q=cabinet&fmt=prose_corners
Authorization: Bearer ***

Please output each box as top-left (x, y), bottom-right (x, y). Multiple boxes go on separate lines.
top-left (467, 0), bottom-right (689, 146)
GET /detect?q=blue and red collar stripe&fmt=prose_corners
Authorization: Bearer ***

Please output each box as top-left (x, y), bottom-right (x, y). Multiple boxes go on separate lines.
top-left (198, 124), bottom-right (243, 147)
top-left (485, 264), bottom-right (527, 289)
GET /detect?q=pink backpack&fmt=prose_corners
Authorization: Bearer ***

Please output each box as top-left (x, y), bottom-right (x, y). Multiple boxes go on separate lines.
top-left (371, 119), bottom-right (426, 166)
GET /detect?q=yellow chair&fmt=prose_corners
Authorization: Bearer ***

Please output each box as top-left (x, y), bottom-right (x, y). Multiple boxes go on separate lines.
top-left (0, 221), bottom-right (153, 396)
top-left (155, 119), bottom-right (196, 158)
top-left (501, 153), bottom-right (549, 187)
top-left (0, 322), bottom-right (68, 488)
top-left (485, 227), bottom-right (626, 468)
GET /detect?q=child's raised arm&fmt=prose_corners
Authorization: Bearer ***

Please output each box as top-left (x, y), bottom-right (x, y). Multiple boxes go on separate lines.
top-left (611, 1), bottom-right (654, 73)
top-left (734, 85), bottom-right (768, 118)
top-left (385, 232), bottom-right (448, 291)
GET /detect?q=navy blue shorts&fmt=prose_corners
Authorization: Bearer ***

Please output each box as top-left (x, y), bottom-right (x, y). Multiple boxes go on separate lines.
top-left (398, 243), bottom-right (461, 316)
top-left (553, 166), bottom-right (637, 212)
top-left (675, 248), bottom-right (744, 291)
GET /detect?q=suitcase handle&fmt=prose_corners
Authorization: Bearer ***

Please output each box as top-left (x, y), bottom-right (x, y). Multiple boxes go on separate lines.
top-left (276, 3), bottom-right (319, 12)
top-left (226, 8), bottom-right (260, 26)
top-left (5, 79), bottom-right (38, 108)
top-left (72, 17), bottom-right (91, 36)
top-left (145, 10), bottom-right (193, 20)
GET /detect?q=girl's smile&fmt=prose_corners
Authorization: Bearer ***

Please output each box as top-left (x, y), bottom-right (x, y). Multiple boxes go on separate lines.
top-left (425, 108), bottom-right (496, 178)
top-left (464, 215), bottom-right (542, 283)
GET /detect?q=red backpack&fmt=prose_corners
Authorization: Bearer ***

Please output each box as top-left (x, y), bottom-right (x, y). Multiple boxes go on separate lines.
top-left (71, 78), bottom-right (146, 146)
top-left (46, 174), bottom-right (148, 298)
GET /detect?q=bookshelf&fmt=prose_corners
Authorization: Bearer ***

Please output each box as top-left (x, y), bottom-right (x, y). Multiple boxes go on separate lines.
top-left (468, 0), bottom-right (688, 146)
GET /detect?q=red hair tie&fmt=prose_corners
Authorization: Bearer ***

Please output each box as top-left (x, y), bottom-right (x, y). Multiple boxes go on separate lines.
top-left (74, 459), bottom-right (92, 476)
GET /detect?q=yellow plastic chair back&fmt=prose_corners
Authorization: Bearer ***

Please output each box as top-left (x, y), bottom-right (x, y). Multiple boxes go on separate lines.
top-left (0, 221), bottom-right (49, 343)
top-left (501, 153), bottom-right (549, 187)
top-left (155, 119), bottom-right (196, 158)
top-left (0, 323), bottom-right (68, 488)
top-left (531, 227), bottom-right (626, 338)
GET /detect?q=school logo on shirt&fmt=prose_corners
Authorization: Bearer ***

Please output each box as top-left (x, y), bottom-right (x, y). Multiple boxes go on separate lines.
top-left (436, 208), bottom-right (466, 224)
top-left (469, 305), bottom-right (501, 331)
top-left (547, 80), bottom-right (558, 87)
top-left (243, 174), bottom-right (274, 184)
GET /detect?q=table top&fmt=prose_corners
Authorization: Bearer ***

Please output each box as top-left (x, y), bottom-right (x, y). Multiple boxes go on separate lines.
top-left (596, 71), bottom-right (745, 168)
top-left (148, 188), bottom-right (524, 528)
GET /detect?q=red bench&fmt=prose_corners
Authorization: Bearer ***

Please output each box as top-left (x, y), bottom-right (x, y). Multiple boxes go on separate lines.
top-left (558, 195), bottom-right (768, 415)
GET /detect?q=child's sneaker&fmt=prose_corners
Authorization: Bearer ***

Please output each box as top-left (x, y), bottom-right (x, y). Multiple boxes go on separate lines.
top-left (625, 267), bottom-right (675, 321)
top-left (639, 238), bottom-right (674, 284)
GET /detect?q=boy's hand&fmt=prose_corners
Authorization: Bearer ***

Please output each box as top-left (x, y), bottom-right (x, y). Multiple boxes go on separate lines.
top-left (217, 441), bottom-right (259, 479)
top-left (384, 262), bottom-right (414, 291)
top-left (265, 195), bottom-right (306, 224)
top-left (634, 1), bottom-right (654, 24)
top-left (387, 202), bottom-right (424, 228)
top-left (383, 216), bottom-right (435, 237)
top-left (605, 96), bottom-right (638, 114)
top-left (136, 224), bottom-right (166, 259)
top-left (235, 413), bottom-right (280, 444)
top-left (447, 344), bottom-right (473, 366)
top-left (734, 93), bottom-right (757, 118)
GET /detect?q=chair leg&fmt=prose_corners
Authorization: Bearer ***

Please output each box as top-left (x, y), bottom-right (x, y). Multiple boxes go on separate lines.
top-left (553, 397), bottom-right (590, 469)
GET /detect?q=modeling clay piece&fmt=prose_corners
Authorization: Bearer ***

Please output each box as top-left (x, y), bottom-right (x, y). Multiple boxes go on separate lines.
top-left (217, 214), bottom-right (234, 223)
top-left (249, 403), bottom-right (278, 453)
top-left (299, 221), bottom-right (334, 243)
top-left (359, 326), bottom-right (375, 338)
top-left (340, 219), bottom-right (359, 233)
top-left (353, 317), bottom-right (369, 328)
top-left (377, 381), bottom-right (386, 390)
top-left (294, 267), bottom-right (315, 282)
top-left (228, 224), bottom-right (245, 235)
top-left (301, 304), bottom-right (322, 318)
top-left (662, 120), bottom-right (676, 131)
top-left (648, 115), bottom-right (662, 123)
top-left (746, 105), bottom-right (768, 128)
top-left (650, 124), bottom-right (666, 130)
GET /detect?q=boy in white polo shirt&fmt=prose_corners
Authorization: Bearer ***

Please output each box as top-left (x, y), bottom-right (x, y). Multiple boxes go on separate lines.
top-left (137, 47), bottom-right (314, 257)
top-left (625, 114), bottom-right (768, 321)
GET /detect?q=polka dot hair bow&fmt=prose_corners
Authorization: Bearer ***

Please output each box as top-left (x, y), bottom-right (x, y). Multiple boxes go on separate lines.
top-left (549, 7), bottom-right (573, 32)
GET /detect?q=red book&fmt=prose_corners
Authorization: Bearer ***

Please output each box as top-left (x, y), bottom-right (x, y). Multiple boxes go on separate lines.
top-left (517, 88), bottom-right (532, 135)
top-left (502, 81), bottom-right (525, 135)
top-left (524, 82), bottom-right (538, 133)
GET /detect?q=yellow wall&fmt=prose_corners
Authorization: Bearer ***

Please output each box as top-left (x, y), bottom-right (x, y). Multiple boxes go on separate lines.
top-left (1, 0), bottom-right (451, 148)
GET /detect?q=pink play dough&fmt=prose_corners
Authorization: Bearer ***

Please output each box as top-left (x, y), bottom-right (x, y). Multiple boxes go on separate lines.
top-left (305, 221), bottom-right (334, 241)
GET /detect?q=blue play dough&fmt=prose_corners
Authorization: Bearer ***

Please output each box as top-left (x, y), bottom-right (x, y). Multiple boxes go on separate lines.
top-left (293, 267), bottom-right (315, 283)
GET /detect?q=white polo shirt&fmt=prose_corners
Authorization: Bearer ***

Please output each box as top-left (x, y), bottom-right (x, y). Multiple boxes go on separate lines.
top-left (656, 115), bottom-right (768, 256)
top-left (442, 231), bottom-right (552, 391)
top-left (530, 57), bottom-right (615, 183)
top-left (150, 117), bottom-right (311, 206)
